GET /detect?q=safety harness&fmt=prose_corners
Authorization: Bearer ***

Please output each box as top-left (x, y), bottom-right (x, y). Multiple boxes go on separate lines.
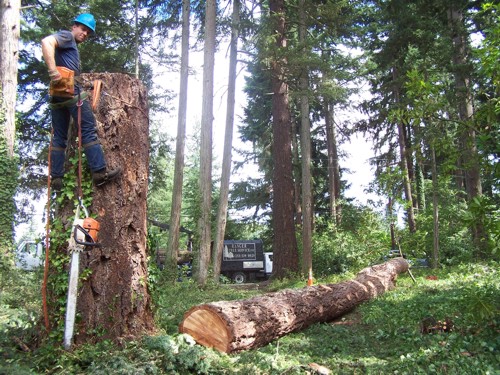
top-left (48, 91), bottom-right (89, 109)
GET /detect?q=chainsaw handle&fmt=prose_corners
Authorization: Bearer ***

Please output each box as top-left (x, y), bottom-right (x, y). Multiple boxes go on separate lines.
top-left (73, 225), bottom-right (101, 248)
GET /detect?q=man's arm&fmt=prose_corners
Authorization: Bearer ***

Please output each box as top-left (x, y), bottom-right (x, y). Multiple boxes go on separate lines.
top-left (41, 35), bottom-right (61, 80)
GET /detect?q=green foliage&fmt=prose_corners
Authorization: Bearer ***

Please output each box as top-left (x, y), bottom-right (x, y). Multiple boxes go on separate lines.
top-left (476, 3), bottom-right (500, 99)
top-left (0, 110), bottom-right (18, 265)
top-left (464, 196), bottom-right (500, 257)
top-left (474, 4), bottom-right (500, 197)
top-left (397, 179), bottom-right (498, 265)
top-left (356, 263), bottom-right (499, 374)
top-left (312, 207), bottom-right (390, 276)
top-left (0, 268), bottom-right (42, 374)
top-left (1, 260), bottom-right (499, 374)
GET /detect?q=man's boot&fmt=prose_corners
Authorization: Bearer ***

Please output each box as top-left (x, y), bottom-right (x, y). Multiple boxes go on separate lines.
top-left (51, 177), bottom-right (63, 192)
top-left (92, 167), bottom-right (122, 186)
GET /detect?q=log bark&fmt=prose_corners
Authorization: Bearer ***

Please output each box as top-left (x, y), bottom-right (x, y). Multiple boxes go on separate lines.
top-left (75, 73), bottom-right (154, 342)
top-left (179, 258), bottom-right (409, 353)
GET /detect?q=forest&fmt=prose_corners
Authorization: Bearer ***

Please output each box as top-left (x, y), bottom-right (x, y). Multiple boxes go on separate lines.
top-left (0, 0), bottom-right (498, 374)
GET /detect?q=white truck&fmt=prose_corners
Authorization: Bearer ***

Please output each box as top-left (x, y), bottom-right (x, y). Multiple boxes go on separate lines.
top-left (221, 240), bottom-right (273, 284)
top-left (15, 240), bottom-right (44, 270)
top-left (153, 234), bottom-right (273, 284)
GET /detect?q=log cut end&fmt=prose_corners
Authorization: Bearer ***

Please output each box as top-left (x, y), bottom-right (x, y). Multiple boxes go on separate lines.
top-left (179, 306), bottom-right (231, 353)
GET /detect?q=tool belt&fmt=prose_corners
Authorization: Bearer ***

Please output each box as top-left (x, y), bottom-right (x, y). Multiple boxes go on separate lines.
top-left (49, 67), bottom-right (75, 98)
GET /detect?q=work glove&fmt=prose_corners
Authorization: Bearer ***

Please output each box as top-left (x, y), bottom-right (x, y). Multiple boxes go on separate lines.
top-left (49, 69), bottom-right (62, 81)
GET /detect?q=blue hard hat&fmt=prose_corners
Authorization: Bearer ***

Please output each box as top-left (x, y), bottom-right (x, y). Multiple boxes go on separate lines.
top-left (73, 13), bottom-right (96, 33)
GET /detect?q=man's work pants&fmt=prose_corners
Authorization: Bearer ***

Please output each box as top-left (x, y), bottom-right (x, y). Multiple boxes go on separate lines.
top-left (50, 97), bottom-right (106, 178)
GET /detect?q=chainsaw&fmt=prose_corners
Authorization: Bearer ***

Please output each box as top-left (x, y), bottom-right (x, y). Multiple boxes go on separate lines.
top-left (63, 202), bottom-right (100, 350)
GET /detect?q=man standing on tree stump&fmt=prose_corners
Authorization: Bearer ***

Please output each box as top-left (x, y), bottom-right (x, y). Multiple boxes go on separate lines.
top-left (41, 13), bottom-right (121, 191)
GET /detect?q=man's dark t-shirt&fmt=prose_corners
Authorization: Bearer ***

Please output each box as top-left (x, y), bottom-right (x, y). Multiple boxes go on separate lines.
top-left (54, 30), bottom-right (81, 74)
top-left (53, 30), bottom-right (82, 95)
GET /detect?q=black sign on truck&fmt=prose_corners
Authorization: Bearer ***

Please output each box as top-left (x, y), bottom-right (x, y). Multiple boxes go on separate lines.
top-left (223, 241), bottom-right (257, 261)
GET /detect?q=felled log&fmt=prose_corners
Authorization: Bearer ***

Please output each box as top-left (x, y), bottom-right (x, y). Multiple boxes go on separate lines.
top-left (179, 258), bottom-right (409, 353)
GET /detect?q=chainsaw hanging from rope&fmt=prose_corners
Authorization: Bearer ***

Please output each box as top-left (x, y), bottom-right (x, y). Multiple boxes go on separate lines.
top-left (63, 198), bottom-right (100, 350)
top-left (72, 200), bottom-right (100, 247)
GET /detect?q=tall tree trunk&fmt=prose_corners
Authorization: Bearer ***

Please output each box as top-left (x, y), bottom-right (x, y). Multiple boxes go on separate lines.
top-left (0, 0), bottom-right (19, 158)
top-left (70, 73), bottom-right (154, 343)
top-left (298, 0), bottom-right (312, 277)
top-left (388, 198), bottom-right (397, 249)
top-left (396, 119), bottom-right (416, 232)
top-left (167, 0), bottom-right (190, 280)
top-left (393, 67), bottom-right (416, 232)
top-left (291, 116), bottom-right (302, 226)
top-left (134, 0), bottom-right (139, 78)
top-left (324, 101), bottom-right (341, 225)
top-left (401, 124), bottom-right (417, 208)
top-left (0, 0), bottom-right (20, 257)
top-left (198, 0), bottom-right (216, 286)
top-left (269, 0), bottom-right (299, 278)
top-left (431, 146), bottom-right (439, 269)
top-left (404, 123), bottom-right (417, 209)
top-left (448, 4), bottom-right (484, 255)
top-left (213, 0), bottom-right (239, 282)
top-left (414, 137), bottom-right (426, 210)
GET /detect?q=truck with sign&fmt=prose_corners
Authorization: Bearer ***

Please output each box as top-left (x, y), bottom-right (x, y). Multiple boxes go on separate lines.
top-left (221, 239), bottom-right (273, 284)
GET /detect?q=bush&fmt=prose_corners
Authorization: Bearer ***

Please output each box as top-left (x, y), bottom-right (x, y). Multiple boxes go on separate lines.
top-left (0, 268), bottom-right (42, 373)
top-left (312, 209), bottom-right (390, 277)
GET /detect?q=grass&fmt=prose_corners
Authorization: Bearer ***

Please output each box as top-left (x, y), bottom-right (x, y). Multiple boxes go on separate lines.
top-left (0, 262), bottom-right (498, 374)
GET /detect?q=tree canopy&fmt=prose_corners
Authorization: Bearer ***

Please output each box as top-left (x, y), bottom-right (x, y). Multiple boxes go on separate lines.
top-left (9, 0), bottom-right (499, 299)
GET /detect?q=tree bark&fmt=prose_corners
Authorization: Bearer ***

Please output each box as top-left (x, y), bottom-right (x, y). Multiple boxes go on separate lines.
top-left (73, 73), bottom-right (154, 343)
top-left (392, 67), bottom-right (416, 232)
top-left (0, 0), bottom-right (19, 257)
top-left (269, 0), bottom-right (299, 278)
top-left (168, 0), bottom-right (190, 280)
top-left (134, 0), bottom-right (139, 78)
top-left (197, 0), bottom-right (216, 286)
top-left (0, 0), bottom-right (20, 158)
top-left (324, 101), bottom-right (341, 225)
top-left (298, 0), bottom-right (313, 277)
top-left (448, 4), bottom-right (484, 256)
top-left (431, 146), bottom-right (439, 269)
top-left (213, 0), bottom-right (240, 282)
top-left (179, 258), bottom-right (409, 353)
top-left (291, 115), bottom-right (302, 227)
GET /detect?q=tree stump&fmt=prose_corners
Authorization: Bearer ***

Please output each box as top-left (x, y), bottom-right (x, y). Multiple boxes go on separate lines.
top-left (73, 73), bottom-right (154, 343)
top-left (179, 258), bottom-right (409, 353)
